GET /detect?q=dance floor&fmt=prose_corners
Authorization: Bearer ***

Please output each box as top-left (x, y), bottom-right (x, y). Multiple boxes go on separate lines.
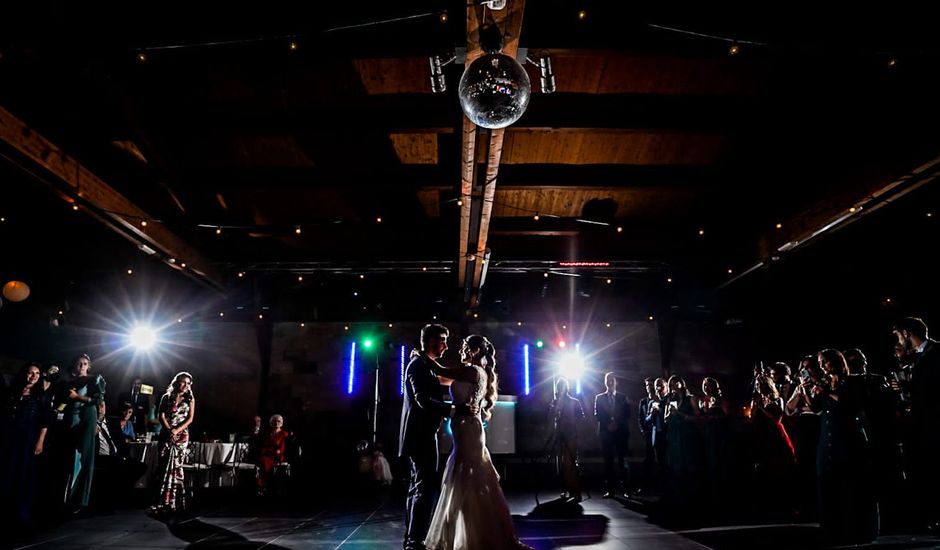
top-left (6, 490), bottom-right (940, 549)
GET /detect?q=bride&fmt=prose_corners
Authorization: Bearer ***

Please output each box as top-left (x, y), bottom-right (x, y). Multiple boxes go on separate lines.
top-left (424, 335), bottom-right (531, 550)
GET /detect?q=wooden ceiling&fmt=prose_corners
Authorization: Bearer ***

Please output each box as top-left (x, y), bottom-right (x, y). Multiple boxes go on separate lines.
top-left (1, 2), bottom-right (939, 301)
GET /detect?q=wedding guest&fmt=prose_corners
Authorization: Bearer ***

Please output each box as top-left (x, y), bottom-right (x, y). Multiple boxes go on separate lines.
top-left (1, 362), bottom-right (52, 522)
top-left (594, 372), bottom-right (630, 498)
top-left (257, 414), bottom-right (290, 495)
top-left (151, 372), bottom-right (195, 516)
top-left (61, 354), bottom-right (105, 515)
top-left (118, 403), bottom-right (136, 442)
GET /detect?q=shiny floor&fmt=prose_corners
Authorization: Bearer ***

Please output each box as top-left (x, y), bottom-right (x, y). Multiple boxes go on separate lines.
top-left (6, 491), bottom-right (940, 550)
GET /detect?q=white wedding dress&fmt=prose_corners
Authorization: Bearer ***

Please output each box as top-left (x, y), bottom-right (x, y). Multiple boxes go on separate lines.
top-left (425, 365), bottom-right (528, 550)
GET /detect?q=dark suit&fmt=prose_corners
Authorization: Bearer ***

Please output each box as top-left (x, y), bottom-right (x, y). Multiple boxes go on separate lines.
top-left (638, 397), bottom-right (656, 489)
top-left (595, 391), bottom-right (630, 492)
top-left (910, 340), bottom-right (940, 524)
top-left (398, 353), bottom-right (451, 550)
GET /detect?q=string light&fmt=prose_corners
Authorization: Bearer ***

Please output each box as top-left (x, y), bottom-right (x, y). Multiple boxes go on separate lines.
top-left (216, 227), bottom-right (222, 235)
top-left (729, 43), bottom-right (740, 56)
top-left (58, 310), bottom-right (64, 315)
top-left (177, 318), bottom-right (182, 323)
top-left (297, 275), bottom-right (303, 282)
top-left (457, 199), bottom-right (463, 206)
top-left (169, 258), bottom-right (176, 264)
top-left (577, 10), bottom-right (587, 20)
top-left (698, 228), bottom-right (705, 236)
top-left (649, 315), bottom-right (655, 321)
top-left (180, 262), bottom-right (187, 268)
top-left (258, 314), bottom-right (264, 319)
top-left (376, 217), bottom-right (382, 223)
top-left (289, 41), bottom-right (298, 51)
top-left (72, 204), bottom-right (79, 211)
top-left (237, 272), bottom-right (244, 278)
top-left (422, 267), bottom-right (428, 271)
top-left (775, 223), bottom-right (783, 229)
top-left (473, 313), bottom-right (479, 319)
top-left (141, 220), bottom-right (148, 227)
top-left (127, 269), bottom-right (133, 275)
top-left (849, 207), bottom-right (857, 213)
top-left (359, 274), bottom-right (365, 279)
top-left (606, 278), bottom-right (612, 284)
top-left (544, 272), bottom-right (549, 277)
top-left (295, 226), bottom-right (302, 235)
top-left (727, 268), bottom-right (733, 274)
top-left (667, 277), bottom-right (673, 283)
top-left (888, 58), bottom-right (897, 68)
top-left (137, 52), bottom-right (147, 63)
top-left (301, 322), bottom-right (305, 327)
top-left (439, 11), bottom-right (448, 23)
top-left (388, 323), bottom-right (393, 328)
top-left (606, 323), bottom-right (612, 328)
top-left (219, 312), bottom-right (225, 317)
top-left (616, 226), bottom-right (623, 233)
top-left (517, 321), bottom-right (523, 326)
top-left (533, 213), bottom-right (540, 221)
top-left (344, 325), bottom-right (349, 331)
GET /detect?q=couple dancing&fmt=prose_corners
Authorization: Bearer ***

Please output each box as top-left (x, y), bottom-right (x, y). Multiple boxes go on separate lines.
top-left (399, 324), bottom-right (531, 550)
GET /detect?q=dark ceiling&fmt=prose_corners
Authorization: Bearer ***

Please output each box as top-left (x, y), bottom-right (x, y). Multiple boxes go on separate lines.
top-left (2, 1), bottom-right (940, 326)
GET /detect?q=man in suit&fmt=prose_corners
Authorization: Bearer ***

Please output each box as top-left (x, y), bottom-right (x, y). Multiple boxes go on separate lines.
top-left (594, 372), bottom-right (630, 498)
top-left (893, 317), bottom-right (940, 531)
top-left (399, 324), bottom-right (471, 550)
top-left (637, 377), bottom-right (657, 494)
top-left (93, 402), bottom-right (146, 511)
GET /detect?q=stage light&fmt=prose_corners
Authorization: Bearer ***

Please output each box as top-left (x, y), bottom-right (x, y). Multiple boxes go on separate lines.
top-left (400, 345), bottom-right (406, 395)
top-left (558, 351), bottom-right (585, 381)
top-left (523, 344), bottom-right (530, 395)
top-left (558, 340), bottom-right (567, 348)
top-left (128, 325), bottom-right (157, 351)
top-left (536, 339), bottom-right (544, 348)
top-left (363, 339), bottom-right (374, 349)
top-left (347, 342), bottom-right (357, 394)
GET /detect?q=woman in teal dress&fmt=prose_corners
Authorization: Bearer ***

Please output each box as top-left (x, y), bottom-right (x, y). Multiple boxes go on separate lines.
top-left (59, 353), bottom-right (105, 513)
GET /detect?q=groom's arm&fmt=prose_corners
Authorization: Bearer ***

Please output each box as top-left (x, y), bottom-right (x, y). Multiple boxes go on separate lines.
top-left (407, 362), bottom-right (453, 418)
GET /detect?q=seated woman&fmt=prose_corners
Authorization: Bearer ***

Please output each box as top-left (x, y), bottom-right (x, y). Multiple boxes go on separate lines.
top-left (257, 414), bottom-right (290, 495)
top-left (118, 402), bottom-right (136, 442)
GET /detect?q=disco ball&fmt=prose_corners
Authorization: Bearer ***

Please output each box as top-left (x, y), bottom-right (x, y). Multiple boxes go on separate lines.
top-left (458, 53), bottom-right (531, 129)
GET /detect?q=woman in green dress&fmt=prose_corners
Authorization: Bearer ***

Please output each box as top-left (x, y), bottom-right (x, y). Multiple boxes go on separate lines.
top-left (61, 353), bottom-right (105, 513)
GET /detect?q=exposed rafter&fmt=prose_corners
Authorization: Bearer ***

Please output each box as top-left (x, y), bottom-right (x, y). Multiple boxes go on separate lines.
top-left (458, 0), bottom-right (526, 307)
top-left (0, 105), bottom-right (224, 291)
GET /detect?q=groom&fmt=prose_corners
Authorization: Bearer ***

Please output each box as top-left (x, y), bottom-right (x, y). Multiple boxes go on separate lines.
top-left (399, 324), bottom-right (468, 550)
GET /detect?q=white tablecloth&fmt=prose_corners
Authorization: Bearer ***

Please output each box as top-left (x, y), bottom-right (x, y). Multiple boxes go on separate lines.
top-left (189, 442), bottom-right (250, 466)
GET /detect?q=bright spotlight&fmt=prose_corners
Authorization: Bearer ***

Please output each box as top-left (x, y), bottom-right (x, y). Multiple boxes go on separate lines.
top-left (128, 325), bottom-right (158, 351)
top-left (558, 351), bottom-right (585, 380)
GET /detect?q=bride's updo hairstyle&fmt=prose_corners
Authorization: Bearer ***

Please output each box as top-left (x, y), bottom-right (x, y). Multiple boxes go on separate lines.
top-left (465, 335), bottom-right (498, 421)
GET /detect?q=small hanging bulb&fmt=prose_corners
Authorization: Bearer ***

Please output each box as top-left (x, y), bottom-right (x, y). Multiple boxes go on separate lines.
top-left (216, 227), bottom-right (222, 235)
top-left (295, 226), bottom-right (302, 235)
top-left (72, 204), bottom-right (79, 211)
top-left (141, 220), bottom-right (148, 227)
top-left (457, 199), bottom-right (463, 206)
top-left (439, 12), bottom-right (448, 23)
top-left (533, 213), bottom-right (540, 221)
top-left (297, 275), bottom-right (303, 282)
top-left (289, 41), bottom-right (298, 51)
top-left (729, 43), bottom-right (740, 56)
top-left (137, 52), bottom-right (147, 63)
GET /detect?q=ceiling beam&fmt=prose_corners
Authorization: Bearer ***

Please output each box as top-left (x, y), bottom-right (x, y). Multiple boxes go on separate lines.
top-left (0, 105), bottom-right (224, 291)
top-left (718, 154), bottom-right (940, 290)
top-left (459, 0), bottom-right (526, 307)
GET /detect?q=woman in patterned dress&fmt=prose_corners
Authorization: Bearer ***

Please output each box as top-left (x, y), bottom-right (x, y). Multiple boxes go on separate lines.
top-left (151, 372), bottom-right (195, 515)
